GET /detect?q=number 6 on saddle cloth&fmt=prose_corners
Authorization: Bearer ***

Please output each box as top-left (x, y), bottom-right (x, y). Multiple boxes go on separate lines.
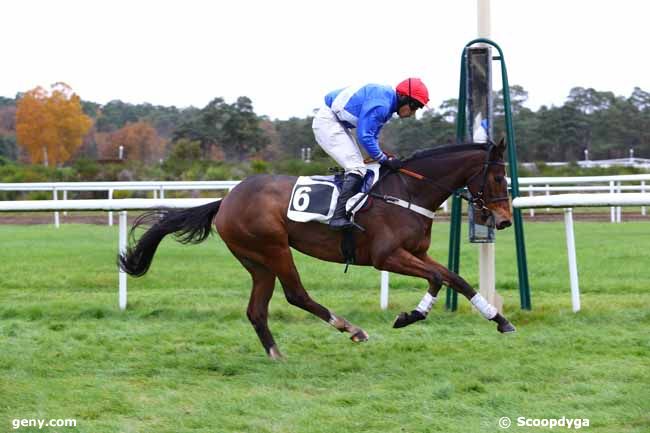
top-left (287, 164), bottom-right (380, 224)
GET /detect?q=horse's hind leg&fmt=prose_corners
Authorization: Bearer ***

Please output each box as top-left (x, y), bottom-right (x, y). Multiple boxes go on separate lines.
top-left (269, 247), bottom-right (369, 342)
top-left (236, 256), bottom-right (283, 359)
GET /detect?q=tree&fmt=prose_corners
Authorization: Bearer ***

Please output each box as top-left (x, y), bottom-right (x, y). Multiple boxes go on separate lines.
top-left (15, 83), bottom-right (92, 166)
top-left (274, 117), bottom-right (315, 158)
top-left (493, 85), bottom-right (529, 116)
top-left (439, 98), bottom-right (458, 122)
top-left (102, 121), bottom-right (165, 163)
top-left (566, 87), bottom-right (615, 114)
top-left (173, 96), bottom-right (268, 160)
top-left (0, 135), bottom-right (17, 160)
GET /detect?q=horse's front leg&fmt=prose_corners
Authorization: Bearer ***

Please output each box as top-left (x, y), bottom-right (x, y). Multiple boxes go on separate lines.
top-left (377, 249), bottom-right (515, 333)
top-left (392, 257), bottom-right (443, 328)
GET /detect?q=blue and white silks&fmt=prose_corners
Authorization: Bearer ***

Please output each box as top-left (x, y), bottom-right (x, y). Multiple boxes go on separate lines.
top-left (324, 84), bottom-right (398, 163)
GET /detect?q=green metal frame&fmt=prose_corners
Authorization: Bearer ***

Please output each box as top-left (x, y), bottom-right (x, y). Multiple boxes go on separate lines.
top-left (445, 38), bottom-right (532, 311)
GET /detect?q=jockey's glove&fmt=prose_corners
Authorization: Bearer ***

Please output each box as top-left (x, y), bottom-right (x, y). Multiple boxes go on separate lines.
top-left (381, 157), bottom-right (404, 171)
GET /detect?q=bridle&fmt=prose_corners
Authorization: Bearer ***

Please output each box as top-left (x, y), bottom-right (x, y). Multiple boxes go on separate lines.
top-left (398, 142), bottom-right (509, 216)
top-left (463, 144), bottom-right (510, 215)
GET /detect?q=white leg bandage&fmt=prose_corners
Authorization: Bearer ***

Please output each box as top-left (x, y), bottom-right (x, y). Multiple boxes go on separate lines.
top-left (415, 293), bottom-right (437, 316)
top-left (471, 294), bottom-right (498, 320)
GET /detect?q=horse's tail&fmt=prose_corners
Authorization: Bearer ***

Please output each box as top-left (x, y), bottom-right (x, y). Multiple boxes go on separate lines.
top-left (118, 200), bottom-right (222, 277)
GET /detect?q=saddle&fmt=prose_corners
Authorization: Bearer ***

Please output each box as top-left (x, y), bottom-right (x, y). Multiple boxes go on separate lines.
top-left (287, 164), bottom-right (381, 224)
top-left (287, 164), bottom-right (382, 271)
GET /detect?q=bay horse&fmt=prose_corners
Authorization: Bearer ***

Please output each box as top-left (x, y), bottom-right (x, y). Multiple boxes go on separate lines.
top-left (119, 139), bottom-right (516, 359)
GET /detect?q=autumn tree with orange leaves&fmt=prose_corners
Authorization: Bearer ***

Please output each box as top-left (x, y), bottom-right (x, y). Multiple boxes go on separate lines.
top-left (97, 121), bottom-right (165, 163)
top-left (16, 82), bottom-right (92, 166)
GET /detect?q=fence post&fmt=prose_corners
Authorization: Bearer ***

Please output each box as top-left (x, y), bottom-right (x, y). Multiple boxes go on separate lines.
top-left (609, 181), bottom-right (615, 223)
top-left (380, 271), bottom-right (389, 310)
top-left (616, 182), bottom-right (622, 223)
top-left (108, 189), bottom-right (114, 226)
top-left (563, 208), bottom-right (580, 312)
top-left (119, 211), bottom-right (128, 311)
top-left (52, 187), bottom-right (59, 228)
top-left (642, 181), bottom-right (646, 216)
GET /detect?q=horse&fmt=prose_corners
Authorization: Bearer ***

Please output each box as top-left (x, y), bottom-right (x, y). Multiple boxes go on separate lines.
top-left (119, 139), bottom-right (516, 359)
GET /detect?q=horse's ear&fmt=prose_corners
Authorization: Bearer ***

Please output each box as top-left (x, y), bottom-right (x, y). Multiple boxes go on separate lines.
top-left (497, 137), bottom-right (506, 151)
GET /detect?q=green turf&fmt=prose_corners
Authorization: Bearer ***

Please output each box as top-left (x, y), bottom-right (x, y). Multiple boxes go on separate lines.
top-left (1, 221), bottom-right (649, 433)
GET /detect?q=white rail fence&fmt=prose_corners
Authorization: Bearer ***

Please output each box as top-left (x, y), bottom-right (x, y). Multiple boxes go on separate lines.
top-left (0, 198), bottom-right (216, 310)
top-left (518, 174), bottom-right (650, 221)
top-left (0, 198), bottom-right (397, 311)
top-left (2, 174), bottom-right (650, 227)
top-left (2, 175), bottom-right (650, 311)
top-left (0, 181), bottom-right (238, 227)
top-left (512, 193), bottom-right (650, 313)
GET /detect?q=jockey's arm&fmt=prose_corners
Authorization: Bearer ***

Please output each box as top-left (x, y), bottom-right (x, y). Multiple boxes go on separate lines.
top-left (357, 105), bottom-right (388, 163)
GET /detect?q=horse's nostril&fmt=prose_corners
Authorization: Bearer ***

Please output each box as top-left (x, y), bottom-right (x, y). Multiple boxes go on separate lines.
top-left (498, 220), bottom-right (512, 229)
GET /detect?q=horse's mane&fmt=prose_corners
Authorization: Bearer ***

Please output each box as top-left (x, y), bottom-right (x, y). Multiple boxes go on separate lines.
top-left (405, 142), bottom-right (490, 162)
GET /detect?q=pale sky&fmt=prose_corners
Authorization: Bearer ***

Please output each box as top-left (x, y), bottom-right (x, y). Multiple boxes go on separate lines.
top-left (3, 0), bottom-right (649, 120)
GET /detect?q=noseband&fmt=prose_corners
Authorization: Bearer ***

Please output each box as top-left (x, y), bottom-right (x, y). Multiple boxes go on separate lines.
top-left (463, 146), bottom-right (510, 215)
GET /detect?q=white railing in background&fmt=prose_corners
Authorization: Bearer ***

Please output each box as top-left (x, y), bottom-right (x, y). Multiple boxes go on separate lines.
top-left (3, 174), bottom-right (650, 227)
top-left (0, 198), bottom-right (217, 310)
top-left (0, 181), bottom-right (239, 227)
top-left (2, 185), bottom-right (649, 311)
top-left (512, 193), bottom-right (650, 313)
top-left (0, 198), bottom-right (395, 311)
top-left (518, 174), bottom-right (650, 222)
top-left (521, 157), bottom-right (650, 170)
top-left (3, 174), bottom-right (650, 311)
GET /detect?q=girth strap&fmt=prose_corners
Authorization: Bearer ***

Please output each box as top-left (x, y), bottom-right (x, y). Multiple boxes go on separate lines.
top-left (370, 193), bottom-right (436, 220)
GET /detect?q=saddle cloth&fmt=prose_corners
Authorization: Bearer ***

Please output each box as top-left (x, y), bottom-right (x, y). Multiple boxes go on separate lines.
top-left (287, 164), bottom-right (381, 223)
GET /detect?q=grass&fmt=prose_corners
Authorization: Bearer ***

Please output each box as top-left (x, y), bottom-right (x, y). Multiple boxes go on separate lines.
top-left (0, 221), bottom-right (649, 433)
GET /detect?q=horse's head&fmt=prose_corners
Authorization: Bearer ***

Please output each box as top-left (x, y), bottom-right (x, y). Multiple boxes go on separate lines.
top-left (466, 138), bottom-right (512, 230)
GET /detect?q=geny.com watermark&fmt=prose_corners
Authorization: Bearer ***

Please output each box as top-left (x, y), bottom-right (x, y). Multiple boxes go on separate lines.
top-left (499, 416), bottom-right (590, 429)
top-left (12, 418), bottom-right (77, 430)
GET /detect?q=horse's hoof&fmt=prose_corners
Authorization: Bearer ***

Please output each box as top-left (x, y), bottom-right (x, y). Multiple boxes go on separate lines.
top-left (268, 346), bottom-right (285, 360)
top-left (393, 310), bottom-right (425, 329)
top-left (393, 312), bottom-right (410, 328)
top-left (350, 329), bottom-right (369, 342)
top-left (497, 322), bottom-right (516, 333)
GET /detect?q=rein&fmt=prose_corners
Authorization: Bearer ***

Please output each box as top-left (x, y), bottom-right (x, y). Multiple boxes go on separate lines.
top-left (397, 143), bottom-right (509, 215)
top-left (347, 143), bottom-right (509, 221)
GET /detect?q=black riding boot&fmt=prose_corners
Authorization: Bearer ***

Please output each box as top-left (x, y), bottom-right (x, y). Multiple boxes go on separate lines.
top-left (329, 173), bottom-right (364, 231)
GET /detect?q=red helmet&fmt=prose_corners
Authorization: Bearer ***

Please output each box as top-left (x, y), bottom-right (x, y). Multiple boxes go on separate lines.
top-left (396, 77), bottom-right (429, 106)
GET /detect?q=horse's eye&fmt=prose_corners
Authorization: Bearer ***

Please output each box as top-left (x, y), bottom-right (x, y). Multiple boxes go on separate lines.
top-left (495, 176), bottom-right (504, 183)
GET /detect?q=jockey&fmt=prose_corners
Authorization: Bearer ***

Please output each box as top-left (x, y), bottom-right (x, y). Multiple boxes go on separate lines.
top-left (312, 77), bottom-right (430, 230)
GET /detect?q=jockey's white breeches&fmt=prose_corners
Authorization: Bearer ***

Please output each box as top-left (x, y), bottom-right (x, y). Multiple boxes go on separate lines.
top-left (312, 105), bottom-right (367, 177)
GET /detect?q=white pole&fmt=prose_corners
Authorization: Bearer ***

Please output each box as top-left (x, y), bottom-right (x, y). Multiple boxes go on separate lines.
top-left (545, 184), bottom-right (550, 212)
top-left (616, 181), bottom-right (622, 223)
top-left (380, 271), bottom-right (389, 310)
top-left (564, 208), bottom-right (580, 312)
top-left (108, 189), bottom-right (114, 226)
top-left (477, 0), bottom-right (491, 37)
top-left (528, 187), bottom-right (535, 217)
top-left (119, 211), bottom-right (128, 311)
top-left (479, 243), bottom-right (502, 313)
top-left (63, 190), bottom-right (68, 217)
top-left (475, 0), bottom-right (498, 313)
top-left (609, 181), bottom-right (615, 223)
top-left (52, 187), bottom-right (60, 228)
top-left (642, 181), bottom-right (646, 216)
